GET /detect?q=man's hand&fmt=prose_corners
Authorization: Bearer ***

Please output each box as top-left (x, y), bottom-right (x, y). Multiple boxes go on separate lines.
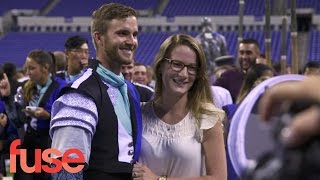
top-left (0, 73), bottom-right (11, 97)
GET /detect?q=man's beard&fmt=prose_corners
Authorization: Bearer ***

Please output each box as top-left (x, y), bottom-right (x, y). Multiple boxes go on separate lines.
top-left (240, 58), bottom-right (256, 71)
top-left (104, 45), bottom-right (134, 65)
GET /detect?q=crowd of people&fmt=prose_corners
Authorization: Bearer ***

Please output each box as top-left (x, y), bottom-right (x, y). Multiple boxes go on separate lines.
top-left (0, 2), bottom-right (319, 180)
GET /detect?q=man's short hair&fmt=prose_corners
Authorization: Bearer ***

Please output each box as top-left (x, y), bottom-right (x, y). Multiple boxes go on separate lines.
top-left (303, 61), bottom-right (320, 72)
top-left (134, 62), bottom-right (146, 67)
top-left (64, 35), bottom-right (88, 50)
top-left (91, 3), bottom-right (137, 35)
top-left (239, 38), bottom-right (260, 49)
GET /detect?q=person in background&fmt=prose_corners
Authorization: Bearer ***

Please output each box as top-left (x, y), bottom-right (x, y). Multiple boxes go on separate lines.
top-left (214, 38), bottom-right (261, 102)
top-left (237, 64), bottom-right (274, 104)
top-left (0, 66), bottom-right (9, 178)
top-left (14, 49), bottom-right (66, 180)
top-left (196, 17), bottom-right (228, 77)
top-left (259, 76), bottom-right (320, 147)
top-left (56, 35), bottom-right (89, 83)
top-left (237, 38), bottom-right (260, 74)
top-left (133, 34), bottom-right (227, 180)
top-left (1, 62), bottom-right (24, 147)
top-left (0, 67), bottom-right (11, 98)
top-left (213, 55), bottom-right (235, 82)
top-left (146, 65), bottom-right (156, 89)
top-left (53, 51), bottom-right (67, 74)
top-left (121, 61), bottom-right (135, 81)
top-left (122, 62), bottom-right (154, 102)
top-left (50, 3), bottom-right (142, 179)
top-left (0, 67), bottom-right (19, 178)
top-left (2, 62), bottom-right (25, 129)
top-left (302, 61), bottom-right (320, 76)
top-left (3, 62), bottom-right (22, 95)
top-left (133, 62), bottom-right (148, 85)
top-left (223, 63), bottom-right (274, 135)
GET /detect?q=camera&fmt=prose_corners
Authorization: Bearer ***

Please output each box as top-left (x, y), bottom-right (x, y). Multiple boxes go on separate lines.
top-left (242, 100), bottom-right (320, 180)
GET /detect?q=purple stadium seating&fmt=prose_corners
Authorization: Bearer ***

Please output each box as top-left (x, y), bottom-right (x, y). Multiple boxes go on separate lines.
top-left (162, 0), bottom-right (265, 16)
top-left (47, 0), bottom-right (159, 17)
top-left (308, 30), bottom-right (320, 61)
top-left (0, 31), bottom-right (301, 68)
top-left (296, 0), bottom-right (320, 13)
top-left (0, 32), bottom-right (94, 67)
top-left (1, 0), bottom-right (320, 17)
top-left (0, 0), bottom-right (50, 15)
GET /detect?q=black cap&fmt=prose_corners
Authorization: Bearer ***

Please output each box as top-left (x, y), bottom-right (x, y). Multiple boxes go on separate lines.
top-left (215, 55), bottom-right (235, 67)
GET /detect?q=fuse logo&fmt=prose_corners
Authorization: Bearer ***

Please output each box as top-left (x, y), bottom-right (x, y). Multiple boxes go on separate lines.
top-left (10, 139), bottom-right (85, 173)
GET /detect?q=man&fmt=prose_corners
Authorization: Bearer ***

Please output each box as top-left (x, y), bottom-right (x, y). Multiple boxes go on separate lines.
top-left (196, 17), bottom-right (228, 76)
top-left (214, 38), bottom-right (260, 102)
top-left (56, 35), bottom-right (89, 83)
top-left (237, 38), bottom-right (260, 73)
top-left (53, 51), bottom-right (67, 74)
top-left (133, 62), bottom-right (148, 85)
top-left (50, 3), bottom-right (142, 179)
top-left (121, 62), bottom-right (154, 102)
top-left (303, 61), bottom-right (320, 76)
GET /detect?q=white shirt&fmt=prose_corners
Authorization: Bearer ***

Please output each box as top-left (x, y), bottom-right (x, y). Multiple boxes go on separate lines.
top-left (211, 85), bottom-right (233, 108)
top-left (139, 102), bottom-right (224, 177)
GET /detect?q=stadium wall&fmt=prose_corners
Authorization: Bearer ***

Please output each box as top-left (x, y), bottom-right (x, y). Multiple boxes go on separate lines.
top-left (16, 15), bottom-right (297, 33)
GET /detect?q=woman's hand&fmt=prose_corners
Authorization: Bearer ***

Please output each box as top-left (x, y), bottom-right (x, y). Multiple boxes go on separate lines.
top-left (132, 162), bottom-right (159, 180)
top-left (23, 107), bottom-right (50, 119)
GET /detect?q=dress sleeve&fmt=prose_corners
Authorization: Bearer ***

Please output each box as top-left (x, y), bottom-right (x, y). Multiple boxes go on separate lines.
top-left (199, 106), bottom-right (225, 130)
top-left (195, 106), bottom-right (225, 143)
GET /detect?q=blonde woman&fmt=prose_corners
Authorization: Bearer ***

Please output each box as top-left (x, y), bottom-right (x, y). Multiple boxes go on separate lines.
top-left (133, 34), bottom-right (227, 180)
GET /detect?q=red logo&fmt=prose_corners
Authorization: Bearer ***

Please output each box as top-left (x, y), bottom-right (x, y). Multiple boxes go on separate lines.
top-left (10, 139), bottom-right (85, 173)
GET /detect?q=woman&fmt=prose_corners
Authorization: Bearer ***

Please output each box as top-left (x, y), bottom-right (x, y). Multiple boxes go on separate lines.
top-left (236, 64), bottom-right (274, 104)
top-left (133, 34), bottom-right (227, 180)
top-left (14, 49), bottom-right (66, 180)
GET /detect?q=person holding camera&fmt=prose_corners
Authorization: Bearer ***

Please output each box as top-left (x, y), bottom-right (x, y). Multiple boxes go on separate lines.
top-left (259, 76), bottom-right (320, 147)
top-left (236, 76), bottom-right (320, 180)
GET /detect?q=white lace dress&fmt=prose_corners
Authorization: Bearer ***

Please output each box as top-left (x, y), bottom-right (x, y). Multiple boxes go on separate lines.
top-left (139, 102), bottom-right (224, 177)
